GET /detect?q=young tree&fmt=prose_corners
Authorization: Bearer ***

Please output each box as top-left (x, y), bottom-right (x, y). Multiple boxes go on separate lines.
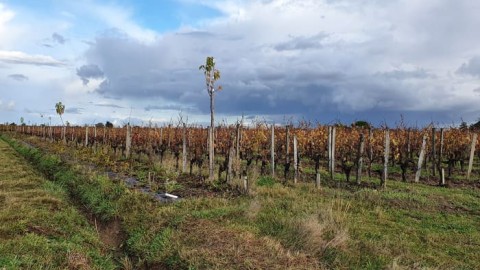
top-left (55, 101), bottom-right (65, 141)
top-left (199, 56), bottom-right (222, 181)
top-left (55, 102), bottom-right (65, 125)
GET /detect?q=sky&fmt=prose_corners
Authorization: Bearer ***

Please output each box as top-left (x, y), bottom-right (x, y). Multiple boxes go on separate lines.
top-left (1, 0), bottom-right (480, 127)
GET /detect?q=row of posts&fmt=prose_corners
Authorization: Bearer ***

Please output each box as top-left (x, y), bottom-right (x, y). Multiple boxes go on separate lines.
top-left (6, 124), bottom-right (479, 186)
top-left (266, 126), bottom-right (478, 188)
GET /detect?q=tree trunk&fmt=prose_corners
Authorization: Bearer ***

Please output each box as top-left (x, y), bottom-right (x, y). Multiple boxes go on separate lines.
top-left (208, 93), bottom-right (215, 181)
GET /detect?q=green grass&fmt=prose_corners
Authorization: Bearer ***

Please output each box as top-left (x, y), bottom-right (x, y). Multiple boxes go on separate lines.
top-left (0, 139), bottom-right (115, 269)
top-left (3, 133), bottom-right (480, 269)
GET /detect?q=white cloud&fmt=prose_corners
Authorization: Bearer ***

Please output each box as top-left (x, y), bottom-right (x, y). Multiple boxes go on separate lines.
top-left (0, 99), bottom-right (15, 111)
top-left (0, 50), bottom-right (67, 66)
top-left (87, 3), bottom-right (157, 43)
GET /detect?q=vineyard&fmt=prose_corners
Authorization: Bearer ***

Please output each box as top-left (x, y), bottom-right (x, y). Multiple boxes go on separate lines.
top-left (2, 121), bottom-right (479, 189)
top-left (1, 121), bottom-right (480, 269)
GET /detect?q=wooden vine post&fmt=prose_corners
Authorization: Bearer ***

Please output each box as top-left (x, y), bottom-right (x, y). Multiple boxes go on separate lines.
top-left (235, 122), bottom-right (242, 178)
top-left (285, 125), bottom-right (290, 166)
top-left (293, 134), bottom-right (298, 184)
top-left (381, 129), bottom-right (390, 189)
top-left (125, 124), bottom-right (132, 158)
top-left (439, 128), bottom-right (445, 185)
top-left (329, 127), bottom-right (336, 181)
top-left (328, 126), bottom-right (332, 174)
top-left (227, 135), bottom-right (235, 183)
top-left (431, 127), bottom-right (436, 176)
top-left (316, 173), bottom-right (321, 189)
top-left (368, 128), bottom-right (374, 177)
top-left (182, 122), bottom-right (187, 173)
top-left (85, 126), bottom-right (89, 147)
top-left (467, 133), bottom-right (478, 180)
top-left (356, 133), bottom-right (365, 185)
top-left (415, 133), bottom-right (428, 183)
top-left (271, 124), bottom-right (275, 178)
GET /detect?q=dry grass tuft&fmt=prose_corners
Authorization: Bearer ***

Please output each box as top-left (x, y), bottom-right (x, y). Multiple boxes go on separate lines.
top-left (301, 199), bottom-right (350, 256)
top-left (178, 219), bottom-right (322, 269)
top-left (67, 252), bottom-right (91, 270)
top-left (119, 256), bottom-right (134, 270)
top-left (245, 198), bottom-right (262, 220)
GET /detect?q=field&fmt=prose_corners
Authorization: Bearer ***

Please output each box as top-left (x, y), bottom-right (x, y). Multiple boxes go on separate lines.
top-left (1, 124), bottom-right (480, 269)
top-left (0, 139), bottom-right (115, 269)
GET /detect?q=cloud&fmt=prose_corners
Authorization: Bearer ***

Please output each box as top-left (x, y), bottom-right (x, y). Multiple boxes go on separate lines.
top-left (72, 0), bottom-right (480, 125)
top-left (457, 56), bottom-right (480, 78)
top-left (76, 64), bottom-right (104, 85)
top-left (52, 32), bottom-right (66, 44)
top-left (375, 69), bottom-right (434, 80)
top-left (0, 50), bottom-right (66, 67)
top-left (65, 107), bottom-right (83, 114)
top-left (88, 3), bottom-right (157, 43)
top-left (94, 103), bottom-right (124, 109)
top-left (274, 33), bottom-right (328, 51)
top-left (0, 100), bottom-right (15, 111)
top-left (8, 73), bottom-right (28, 81)
top-left (145, 104), bottom-right (196, 112)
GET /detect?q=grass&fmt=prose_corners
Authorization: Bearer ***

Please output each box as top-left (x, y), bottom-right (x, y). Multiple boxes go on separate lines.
top-left (2, 133), bottom-right (480, 269)
top-left (0, 139), bottom-right (115, 269)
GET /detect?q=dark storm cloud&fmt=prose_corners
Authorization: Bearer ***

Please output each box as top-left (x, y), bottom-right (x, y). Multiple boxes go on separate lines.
top-left (457, 56), bottom-right (480, 78)
top-left (76, 64), bottom-right (104, 85)
top-left (77, 1), bottom-right (480, 126)
top-left (8, 74), bottom-right (28, 81)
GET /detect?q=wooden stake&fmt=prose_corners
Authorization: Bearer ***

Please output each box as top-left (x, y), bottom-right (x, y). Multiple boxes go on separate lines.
top-left (415, 134), bottom-right (427, 183)
top-left (330, 127), bottom-right (336, 181)
top-left (125, 124), bottom-right (132, 158)
top-left (467, 133), bottom-right (478, 180)
top-left (182, 123), bottom-right (187, 173)
top-left (316, 173), bottom-right (321, 189)
top-left (356, 133), bottom-right (365, 185)
top-left (243, 176), bottom-right (249, 194)
top-left (293, 134), bottom-right (298, 184)
top-left (328, 126), bottom-right (332, 173)
top-left (381, 130), bottom-right (390, 189)
top-left (85, 126), bottom-right (89, 147)
top-left (431, 127), bottom-right (436, 176)
top-left (227, 136), bottom-right (235, 183)
top-left (441, 168), bottom-right (445, 186)
top-left (438, 128), bottom-right (445, 185)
